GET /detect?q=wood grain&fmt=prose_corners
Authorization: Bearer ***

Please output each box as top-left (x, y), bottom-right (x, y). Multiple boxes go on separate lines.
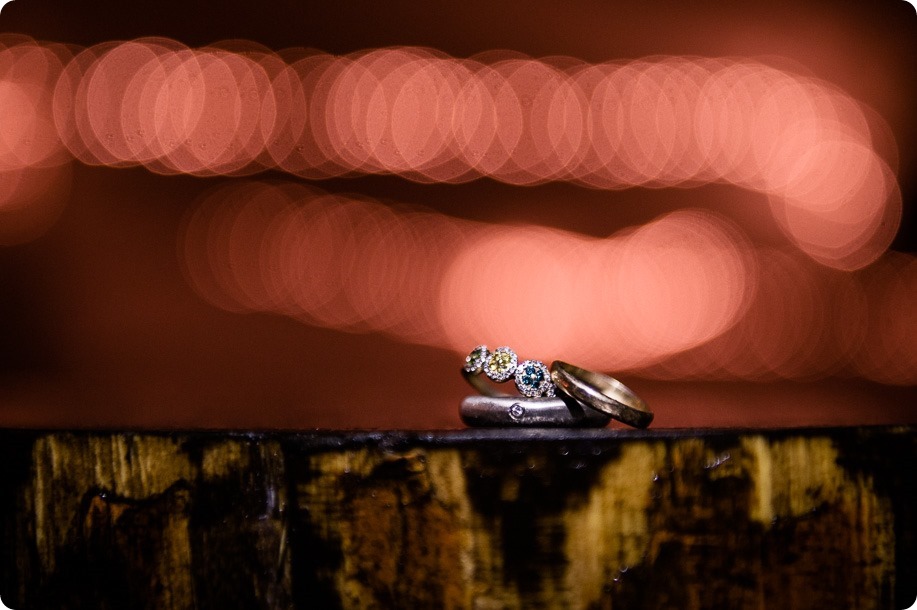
top-left (0, 427), bottom-right (913, 609)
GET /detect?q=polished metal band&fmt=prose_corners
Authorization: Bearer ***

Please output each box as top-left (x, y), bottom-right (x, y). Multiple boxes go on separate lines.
top-left (460, 395), bottom-right (612, 428)
top-left (549, 361), bottom-right (654, 429)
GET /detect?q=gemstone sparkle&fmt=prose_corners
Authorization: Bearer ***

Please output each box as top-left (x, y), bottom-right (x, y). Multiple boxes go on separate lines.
top-left (483, 346), bottom-right (518, 382)
top-left (514, 359), bottom-right (555, 397)
top-left (464, 345), bottom-right (489, 373)
top-left (508, 404), bottom-right (526, 419)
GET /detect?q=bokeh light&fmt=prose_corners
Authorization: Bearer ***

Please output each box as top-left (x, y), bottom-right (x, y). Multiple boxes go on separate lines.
top-left (0, 35), bottom-right (72, 244)
top-left (179, 179), bottom-right (917, 383)
top-left (0, 37), bottom-right (898, 268)
top-left (1, 32), bottom-right (913, 408)
top-left (852, 253), bottom-right (917, 385)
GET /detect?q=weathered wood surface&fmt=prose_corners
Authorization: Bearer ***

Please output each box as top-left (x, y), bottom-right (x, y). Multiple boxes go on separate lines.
top-left (0, 427), bottom-right (913, 609)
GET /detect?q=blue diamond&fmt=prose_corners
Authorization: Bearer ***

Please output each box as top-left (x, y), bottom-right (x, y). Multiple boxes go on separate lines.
top-left (521, 364), bottom-right (544, 387)
top-left (515, 359), bottom-right (552, 397)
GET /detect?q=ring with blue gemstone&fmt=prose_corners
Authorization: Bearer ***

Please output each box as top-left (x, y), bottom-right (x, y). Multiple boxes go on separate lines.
top-left (462, 345), bottom-right (556, 398)
top-left (514, 360), bottom-right (555, 397)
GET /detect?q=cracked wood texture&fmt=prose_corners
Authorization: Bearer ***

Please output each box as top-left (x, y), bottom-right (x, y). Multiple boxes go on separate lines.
top-left (0, 427), bottom-right (913, 609)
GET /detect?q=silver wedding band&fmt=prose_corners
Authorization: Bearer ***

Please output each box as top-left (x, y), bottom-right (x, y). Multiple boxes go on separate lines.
top-left (460, 395), bottom-right (612, 428)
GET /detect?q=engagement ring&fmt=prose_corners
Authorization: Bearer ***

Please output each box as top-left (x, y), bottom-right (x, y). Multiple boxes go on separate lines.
top-left (462, 345), bottom-right (556, 398)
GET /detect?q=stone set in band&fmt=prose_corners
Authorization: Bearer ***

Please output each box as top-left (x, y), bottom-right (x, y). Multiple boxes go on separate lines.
top-left (460, 344), bottom-right (654, 429)
top-left (459, 395), bottom-right (613, 428)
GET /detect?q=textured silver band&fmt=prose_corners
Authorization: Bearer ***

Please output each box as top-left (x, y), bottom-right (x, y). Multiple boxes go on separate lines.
top-left (549, 361), bottom-right (653, 428)
top-left (460, 395), bottom-right (611, 428)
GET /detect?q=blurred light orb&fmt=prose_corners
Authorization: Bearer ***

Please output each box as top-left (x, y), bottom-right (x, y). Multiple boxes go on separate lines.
top-left (2, 35), bottom-right (913, 387)
top-left (180, 179), bottom-right (916, 384)
top-left (40, 40), bottom-right (906, 268)
top-left (0, 36), bottom-right (72, 244)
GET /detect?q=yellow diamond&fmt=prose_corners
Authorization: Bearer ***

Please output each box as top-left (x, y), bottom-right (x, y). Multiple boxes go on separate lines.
top-left (484, 346), bottom-right (517, 382)
top-left (489, 351), bottom-right (513, 372)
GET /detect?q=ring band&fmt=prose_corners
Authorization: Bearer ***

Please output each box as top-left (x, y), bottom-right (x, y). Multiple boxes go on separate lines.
top-left (460, 395), bottom-right (611, 428)
top-left (549, 361), bottom-right (653, 428)
top-left (462, 367), bottom-right (508, 397)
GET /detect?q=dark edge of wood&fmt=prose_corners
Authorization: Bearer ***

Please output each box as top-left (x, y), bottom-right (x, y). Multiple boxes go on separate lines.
top-left (0, 424), bottom-right (913, 449)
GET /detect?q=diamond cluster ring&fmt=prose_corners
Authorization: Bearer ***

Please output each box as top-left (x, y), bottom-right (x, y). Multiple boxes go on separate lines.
top-left (460, 345), bottom-right (653, 429)
top-left (462, 345), bottom-right (556, 398)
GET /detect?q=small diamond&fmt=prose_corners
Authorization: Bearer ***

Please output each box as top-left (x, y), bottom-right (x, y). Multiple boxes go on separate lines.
top-left (514, 360), bottom-right (555, 397)
top-left (484, 346), bottom-right (518, 382)
top-left (464, 345), bottom-right (489, 373)
top-left (508, 404), bottom-right (526, 419)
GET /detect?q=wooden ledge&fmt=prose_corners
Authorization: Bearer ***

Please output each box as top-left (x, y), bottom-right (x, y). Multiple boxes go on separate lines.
top-left (0, 426), bottom-right (914, 609)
